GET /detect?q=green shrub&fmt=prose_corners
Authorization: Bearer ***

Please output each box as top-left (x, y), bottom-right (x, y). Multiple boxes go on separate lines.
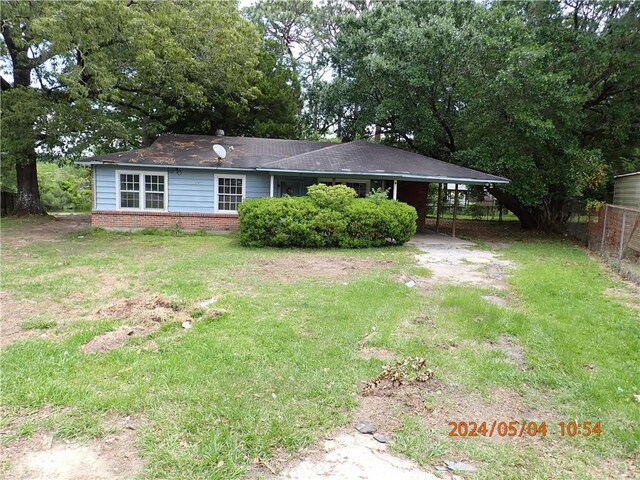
top-left (307, 184), bottom-right (357, 211)
top-left (366, 187), bottom-right (390, 203)
top-left (342, 199), bottom-right (417, 247)
top-left (238, 184), bottom-right (417, 249)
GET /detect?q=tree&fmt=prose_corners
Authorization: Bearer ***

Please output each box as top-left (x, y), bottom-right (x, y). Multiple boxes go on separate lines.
top-left (313, 0), bottom-right (640, 230)
top-left (1, 0), bottom-right (261, 215)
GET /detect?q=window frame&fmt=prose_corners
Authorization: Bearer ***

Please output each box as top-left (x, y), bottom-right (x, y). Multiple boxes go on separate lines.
top-left (214, 174), bottom-right (246, 214)
top-left (115, 170), bottom-right (168, 212)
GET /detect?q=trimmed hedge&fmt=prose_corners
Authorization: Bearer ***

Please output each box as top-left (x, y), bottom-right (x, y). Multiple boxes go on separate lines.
top-left (238, 184), bottom-right (417, 248)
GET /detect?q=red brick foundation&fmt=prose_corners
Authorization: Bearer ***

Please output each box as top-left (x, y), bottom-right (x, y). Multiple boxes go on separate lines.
top-left (91, 211), bottom-right (239, 231)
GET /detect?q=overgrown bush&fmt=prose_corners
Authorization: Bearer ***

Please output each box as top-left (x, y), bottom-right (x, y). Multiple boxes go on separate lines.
top-left (306, 183), bottom-right (357, 210)
top-left (238, 184), bottom-right (417, 248)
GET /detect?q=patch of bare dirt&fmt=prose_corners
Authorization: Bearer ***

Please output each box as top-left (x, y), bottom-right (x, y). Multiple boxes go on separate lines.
top-left (359, 347), bottom-right (396, 361)
top-left (1, 268), bottom-right (134, 348)
top-left (82, 296), bottom-right (191, 353)
top-left (0, 290), bottom-right (44, 347)
top-left (604, 286), bottom-right (640, 310)
top-left (96, 295), bottom-right (188, 324)
top-left (1, 214), bottom-right (90, 248)
top-left (249, 255), bottom-right (396, 283)
top-left (82, 326), bottom-right (158, 354)
top-left (1, 414), bottom-right (143, 480)
top-left (485, 336), bottom-right (526, 370)
top-left (481, 294), bottom-right (511, 307)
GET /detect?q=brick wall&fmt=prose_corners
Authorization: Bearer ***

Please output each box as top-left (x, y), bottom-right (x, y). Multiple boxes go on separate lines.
top-left (92, 211), bottom-right (239, 231)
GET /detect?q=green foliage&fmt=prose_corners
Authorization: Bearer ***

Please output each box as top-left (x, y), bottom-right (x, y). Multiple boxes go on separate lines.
top-left (238, 185), bottom-right (417, 248)
top-left (341, 200), bottom-right (417, 248)
top-left (1, 0), bottom-right (263, 212)
top-left (304, 0), bottom-right (640, 228)
top-left (306, 183), bottom-right (357, 210)
top-left (37, 164), bottom-right (91, 212)
top-left (366, 187), bottom-right (390, 203)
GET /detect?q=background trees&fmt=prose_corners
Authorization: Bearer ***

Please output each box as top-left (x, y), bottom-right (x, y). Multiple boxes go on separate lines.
top-left (2, 0), bottom-right (638, 228)
top-left (2, 0), bottom-right (271, 214)
top-left (312, 0), bottom-right (640, 229)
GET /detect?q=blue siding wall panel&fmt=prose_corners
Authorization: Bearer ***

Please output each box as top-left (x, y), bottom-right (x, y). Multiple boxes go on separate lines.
top-left (94, 165), bottom-right (270, 213)
top-left (95, 165), bottom-right (117, 210)
top-left (168, 169), bottom-right (214, 213)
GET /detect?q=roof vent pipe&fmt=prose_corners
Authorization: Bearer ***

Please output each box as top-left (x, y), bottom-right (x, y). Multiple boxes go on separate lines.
top-left (215, 129), bottom-right (225, 136)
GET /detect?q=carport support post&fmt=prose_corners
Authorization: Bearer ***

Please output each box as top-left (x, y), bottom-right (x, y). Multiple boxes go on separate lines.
top-left (269, 175), bottom-right (275, 198)
top-left (452, 183), bottom-right (459, 238)
top-left (392, 180), bottom-right (398, 200)
top-left (435, 183), bottom-right (443, 232)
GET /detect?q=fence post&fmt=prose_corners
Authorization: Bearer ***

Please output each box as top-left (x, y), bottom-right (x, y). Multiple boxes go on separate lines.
top-left (618, 210), bottom-right (627, 260)
top-left (600, 204), bottom-right (608, 252)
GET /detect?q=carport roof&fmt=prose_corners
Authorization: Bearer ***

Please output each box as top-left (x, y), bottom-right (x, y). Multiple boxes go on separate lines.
top-left (78, 134), bottom-right (508, 185)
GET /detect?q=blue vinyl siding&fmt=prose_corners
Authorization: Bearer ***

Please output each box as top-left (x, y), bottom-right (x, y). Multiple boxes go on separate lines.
top-left (168, 169), bottom-right (214, 213)
top-left (94, 165), bottom-right (118, 210)
top-left (93, 165), bottom-right (270, 213)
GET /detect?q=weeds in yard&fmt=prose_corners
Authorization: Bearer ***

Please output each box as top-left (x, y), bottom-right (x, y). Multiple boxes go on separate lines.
top-left (1, 222), bottom-right (638, 479)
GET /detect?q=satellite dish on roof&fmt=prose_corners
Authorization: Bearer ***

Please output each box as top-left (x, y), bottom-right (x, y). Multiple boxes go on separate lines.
top-left (213, 144), bottom-right (227, 159)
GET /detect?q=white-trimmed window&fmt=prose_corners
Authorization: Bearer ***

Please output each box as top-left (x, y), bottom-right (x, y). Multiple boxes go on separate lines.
top-left (215, 174), bottom-right (245, 213)
top-left (116, 170), bottom-right (167, 211)
top-left (318, 178), bottom-right (370, 197)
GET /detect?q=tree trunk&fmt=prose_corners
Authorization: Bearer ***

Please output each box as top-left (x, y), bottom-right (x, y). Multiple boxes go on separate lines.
top-left (488, 186), bottom-right (539, 230)
top-left (4, 22), bottom-right (48, 215)
top-left (141, 115), bottom-right (151, 147)
top-left (14, 151), bottom-right (47, 216)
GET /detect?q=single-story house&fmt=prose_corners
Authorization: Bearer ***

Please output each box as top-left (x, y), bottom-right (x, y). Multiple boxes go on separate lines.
top-left (77, 134), bottom-right (509, 231)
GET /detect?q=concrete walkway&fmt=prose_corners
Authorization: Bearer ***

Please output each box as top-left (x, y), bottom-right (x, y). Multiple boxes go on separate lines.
top-left (407, 231), bottom-right (474, 248)
top-left (275, 433), bottom-right (440, 480)
top-left (409, 231), bottom-right (513, 289)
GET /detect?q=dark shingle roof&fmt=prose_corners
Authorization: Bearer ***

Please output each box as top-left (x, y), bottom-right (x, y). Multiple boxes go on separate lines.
top-left (80, 134), bottom-right (334, 169)
top-left (258, 141), bottom-right (508, 184)
top-left (79, 134), bottom-right (508, 184)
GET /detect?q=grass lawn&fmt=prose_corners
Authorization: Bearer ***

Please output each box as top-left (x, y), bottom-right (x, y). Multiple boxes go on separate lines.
top-left (1, 217), bottom-right (638, 479)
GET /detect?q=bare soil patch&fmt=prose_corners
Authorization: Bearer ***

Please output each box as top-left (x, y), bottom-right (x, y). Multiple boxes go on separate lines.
top-left (96, 295), bottom-right (188, 324)
top-left (81, 326), bottom-right (159, 354)
top-left (83, 296), bottom-right (191, 353)
top-left (0, 290), bottom-right (45, 347)
top-left (1, 414), bottom-right (143, 480)
top-left (359, 347), bottom-right (396, 361)
top-left (250, 255), bottom-right (396, 283)
top-left (604, 286), bottom-right (640, 310)
top-left (1, 267), bottom-right (134, 348)
top-left (1, 214), bottom-right (90, 248)
top-left (481, 294), bottom-right (511, 307)
top-left (485, 336), bottom-right (526, 370)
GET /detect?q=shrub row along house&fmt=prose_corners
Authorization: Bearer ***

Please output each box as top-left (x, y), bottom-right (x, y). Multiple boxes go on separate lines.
top-left (77, 134), bottom-right (509, 231)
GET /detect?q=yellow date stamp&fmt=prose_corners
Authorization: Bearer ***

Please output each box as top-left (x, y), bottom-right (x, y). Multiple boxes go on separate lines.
top-left (448, 420), bottom-right (602, 438)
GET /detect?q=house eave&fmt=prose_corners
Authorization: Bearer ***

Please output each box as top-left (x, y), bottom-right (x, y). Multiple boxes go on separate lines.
top-left (77, 161), bottom-right (509, 185)
top-left (75, 161), bottom-right (256, 172)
